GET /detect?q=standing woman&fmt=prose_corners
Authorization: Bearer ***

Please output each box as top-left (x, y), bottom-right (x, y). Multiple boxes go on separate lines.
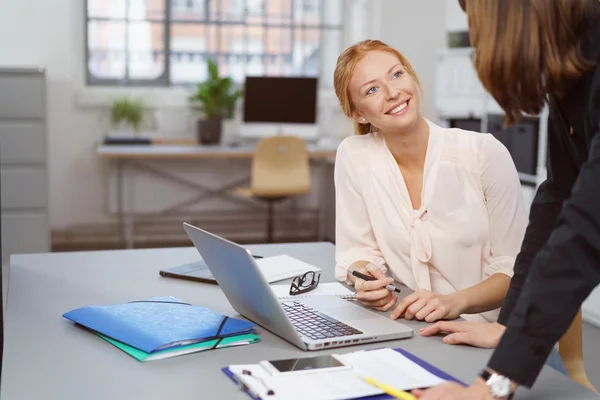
top-left (416, 0), bottom-right (600, 399)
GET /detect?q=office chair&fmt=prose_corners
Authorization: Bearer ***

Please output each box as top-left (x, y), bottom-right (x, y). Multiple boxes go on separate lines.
top-left (558, 308), bottom-right (598, 393)
top-left (234, 136), bottom-right (311, 243)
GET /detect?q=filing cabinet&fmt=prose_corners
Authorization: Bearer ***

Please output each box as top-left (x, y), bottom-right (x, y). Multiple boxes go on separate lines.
top-left (0, 68), bottom-right (50, 265)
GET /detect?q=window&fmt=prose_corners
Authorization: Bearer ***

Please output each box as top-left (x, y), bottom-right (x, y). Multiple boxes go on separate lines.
top-left (85, 0), bottom-right (343, 87)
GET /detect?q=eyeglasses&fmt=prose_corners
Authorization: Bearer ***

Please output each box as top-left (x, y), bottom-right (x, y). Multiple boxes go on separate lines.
top-left (289, 271), bottom-right (321, 296)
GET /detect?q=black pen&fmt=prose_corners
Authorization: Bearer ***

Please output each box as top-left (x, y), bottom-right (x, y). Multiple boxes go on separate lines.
top-left (348, 269), bottom-right (401, 293)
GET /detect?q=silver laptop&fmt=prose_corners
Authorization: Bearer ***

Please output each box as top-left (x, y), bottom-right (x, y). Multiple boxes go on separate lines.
top-left (183, 223), bottom-right (413, 351)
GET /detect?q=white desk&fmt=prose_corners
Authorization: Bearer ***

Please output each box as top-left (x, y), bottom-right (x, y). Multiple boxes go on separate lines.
top-left (2, 242), bottom-right (597, 399)
top-left (97, 143), bottom-right (338, 248)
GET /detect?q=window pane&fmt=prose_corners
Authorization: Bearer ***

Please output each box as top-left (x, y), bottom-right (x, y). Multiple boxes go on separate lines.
top-left (170, 23), bottom-right (215, 84)
top-left (220, 25), bottom-right (246, 82)
top-left (266, 27), bottom-right (292, 75)
top-left (320, 28), bottom-right (341, 87)
top-left (221, 0), bottom-right (245, 22)
top-left (293, 28), bottom-right (319, 77)
top-left (127, 0), bottom-right (165, 20)
top-left (293, 0), bottom-right (320, 26)
top-left (266, 0), bottom-right (291, 24)
top-left (244, 26), bottom-right (266, 77)
top-left (247, 0), bottom-right (265, 24)
top-left (87, 0), bottom-right (126, 19)
top-left (322, 0), bottom-right (341, 26)
top-left (170, 0), bottom-right (207, 21)
top-left (128, 22), bottom-right (165, 79)
top-left (88, 20), bottom-right (127, 79)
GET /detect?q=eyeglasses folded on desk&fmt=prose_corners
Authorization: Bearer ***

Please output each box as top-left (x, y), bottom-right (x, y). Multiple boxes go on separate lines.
top-left (62, 296), bottom-right (259, 362)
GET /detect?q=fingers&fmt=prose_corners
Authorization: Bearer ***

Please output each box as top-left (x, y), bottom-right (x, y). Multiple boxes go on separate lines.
top-left (424, 308), bottom-right (447, 323)
top-left (414, 303), bottom-right (436, 321)
top-left (419, 321), bottom-right (465, 337)
top-left (365, 264), bottom-right (387, 280)
top-left (390, 292), bottom-right (419, 319)
top-left (359, 291), bottom-right (394, 307)
top-left (354, 278), bottom-right (365, 292)
top-left (443, 332), bottom-right (472, 346)
top-left (356, 287), bottom-right (393, 302)
top-left (403, 297), bottom-right (428, 320)
top-left (372, 295), bottom-right (398, 312)
top-left (361, 277), bottom-right (394, 292)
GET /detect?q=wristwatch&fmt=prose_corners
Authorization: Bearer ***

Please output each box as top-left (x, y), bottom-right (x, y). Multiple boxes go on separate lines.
top-left (479, 369), bottom-right (515, 399)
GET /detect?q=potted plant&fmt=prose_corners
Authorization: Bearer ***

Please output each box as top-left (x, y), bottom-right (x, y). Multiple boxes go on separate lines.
top-left (110, 97), bottom-right (144, 134)
top-left (189, 59), bottom-right (242, 145)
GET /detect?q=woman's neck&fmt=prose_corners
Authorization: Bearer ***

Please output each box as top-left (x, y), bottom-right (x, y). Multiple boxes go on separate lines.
top-left (381, 117), bottom-right (430, 170)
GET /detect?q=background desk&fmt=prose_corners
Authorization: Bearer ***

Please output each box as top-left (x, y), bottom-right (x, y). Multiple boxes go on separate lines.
top-left (97, 143), bottom-right (338, 248)
top-left (3, 242), bottom-right (597, 399)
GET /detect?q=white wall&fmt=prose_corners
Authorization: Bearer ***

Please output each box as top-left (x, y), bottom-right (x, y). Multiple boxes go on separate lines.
top-left (378, 0), bottom-right (447, 122)
top-left (445, 0), bottom-right (468, 32)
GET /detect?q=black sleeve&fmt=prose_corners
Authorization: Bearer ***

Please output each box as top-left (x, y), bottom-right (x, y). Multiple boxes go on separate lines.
top-left (488, 116), bottom-right (600, 388)
top-left (497, 112), bottom-right (579, 325)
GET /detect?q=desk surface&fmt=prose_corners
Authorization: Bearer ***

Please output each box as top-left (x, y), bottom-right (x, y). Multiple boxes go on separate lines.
top-left (97, 143), bottom-right (338, 159)
top-left (3, 242), bottom-right (597, 399)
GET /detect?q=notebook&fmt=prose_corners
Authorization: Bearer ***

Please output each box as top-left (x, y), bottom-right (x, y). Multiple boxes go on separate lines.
top-left (269, 282), bottom-right (357, 300)
top-left (63, 296), bottom-right (256, 353)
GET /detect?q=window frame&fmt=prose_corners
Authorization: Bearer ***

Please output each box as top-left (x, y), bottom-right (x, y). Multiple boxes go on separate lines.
top-left (84, 0), bottom-right (343, 87)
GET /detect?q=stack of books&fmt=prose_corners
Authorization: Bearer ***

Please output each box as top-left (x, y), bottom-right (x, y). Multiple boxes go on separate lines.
top-left (63, 296), bottom-right (259, 362)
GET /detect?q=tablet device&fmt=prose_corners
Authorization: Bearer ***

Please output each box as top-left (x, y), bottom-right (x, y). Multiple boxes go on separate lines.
top-left (159, 254), bottom-right (264, 284)
top-left (159, 260), bottom-right (218, 284)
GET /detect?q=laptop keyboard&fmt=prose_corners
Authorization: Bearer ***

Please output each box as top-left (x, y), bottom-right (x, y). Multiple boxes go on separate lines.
top-left (281, 301), bottom-right (363, 340)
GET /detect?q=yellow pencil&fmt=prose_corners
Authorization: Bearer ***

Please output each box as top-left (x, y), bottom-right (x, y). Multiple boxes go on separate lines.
top-left (361, 375), bottom-right (417, 400)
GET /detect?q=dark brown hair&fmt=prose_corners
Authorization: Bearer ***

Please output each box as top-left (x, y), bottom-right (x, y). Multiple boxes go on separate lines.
top-left (461, 0), bottom-right (600, 124)
top-left (333, 40), bottom-right (423, 135)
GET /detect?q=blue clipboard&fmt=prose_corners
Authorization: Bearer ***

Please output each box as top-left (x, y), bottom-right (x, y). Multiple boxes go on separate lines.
top-left (222, 347), bottom-right (465, 400)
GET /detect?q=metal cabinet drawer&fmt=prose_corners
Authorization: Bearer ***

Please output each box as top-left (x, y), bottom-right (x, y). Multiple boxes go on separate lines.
top-left (0, 73), bottom-right (45, 120)
top-left (1, 167), bottom-right (47, 209)
top-left (1, 211), bottom-right (50, 260)
top-left (0, 122), bottom-right (46, 164)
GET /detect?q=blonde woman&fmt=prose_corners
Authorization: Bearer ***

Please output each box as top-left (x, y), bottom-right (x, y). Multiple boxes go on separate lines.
top-left (333, 40), bottom-right (527, 323)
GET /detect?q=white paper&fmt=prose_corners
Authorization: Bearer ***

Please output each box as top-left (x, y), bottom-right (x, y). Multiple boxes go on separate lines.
top-left (270, 282), bottom-right (356, 299)
top-left (228, 364), bottom-right (382, 400)
top-left (337, 348), bottom-right (446, 391)
top-left (255, 255), bottom-right (321, 283)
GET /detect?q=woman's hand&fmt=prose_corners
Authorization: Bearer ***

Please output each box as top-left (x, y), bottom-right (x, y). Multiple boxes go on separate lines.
top-left (419, 321), bottom-right (506, 348)
top-left (390, 289), bottom-right (465, 322)
top-left (354, 264), bottom-right (398, 312)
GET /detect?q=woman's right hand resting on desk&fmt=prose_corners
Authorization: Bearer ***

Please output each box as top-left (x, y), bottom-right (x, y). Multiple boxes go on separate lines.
top-left (351, 263), bottom-right (398, 312)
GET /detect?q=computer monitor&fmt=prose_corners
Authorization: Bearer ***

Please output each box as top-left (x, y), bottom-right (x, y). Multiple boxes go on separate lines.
top-left (240, 77), bottom-right (319, 139)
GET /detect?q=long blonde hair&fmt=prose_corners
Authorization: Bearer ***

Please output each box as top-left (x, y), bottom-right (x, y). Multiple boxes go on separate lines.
top-left (333, 40), bottom-right (423, 135)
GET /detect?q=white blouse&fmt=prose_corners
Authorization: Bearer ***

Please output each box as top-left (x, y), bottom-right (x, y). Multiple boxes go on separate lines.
top-left (334, 119), bottom-right (528, 322)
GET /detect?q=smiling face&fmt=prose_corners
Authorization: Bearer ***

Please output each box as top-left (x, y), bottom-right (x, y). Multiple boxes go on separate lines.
top-left (348, 51), bottom-right (421, 135)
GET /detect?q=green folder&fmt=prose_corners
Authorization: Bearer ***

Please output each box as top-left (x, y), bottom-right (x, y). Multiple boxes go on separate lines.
top-left (97, 333), bottom-right (260, 362)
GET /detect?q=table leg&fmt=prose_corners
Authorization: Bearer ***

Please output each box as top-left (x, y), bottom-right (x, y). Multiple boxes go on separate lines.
top-left (123, 160), bottom-right (134, 249)
top-left (116, 159), bottom-right (125, 248)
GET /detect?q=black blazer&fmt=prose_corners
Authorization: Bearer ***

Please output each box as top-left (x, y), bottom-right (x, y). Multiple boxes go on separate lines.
top-left (487, 18), bottom-right (600, 387)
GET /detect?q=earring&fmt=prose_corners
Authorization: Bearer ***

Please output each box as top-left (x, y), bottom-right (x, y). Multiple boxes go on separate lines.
top-left (360, 118), bottom-right (367, 123)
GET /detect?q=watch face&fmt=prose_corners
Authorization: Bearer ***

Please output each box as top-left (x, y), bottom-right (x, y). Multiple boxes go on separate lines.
top-left (488, 374), bottom-right (512, 397)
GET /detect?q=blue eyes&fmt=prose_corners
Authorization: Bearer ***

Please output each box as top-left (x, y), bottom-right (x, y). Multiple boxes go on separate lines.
top-left (365, 71), bottom-right (403, 95)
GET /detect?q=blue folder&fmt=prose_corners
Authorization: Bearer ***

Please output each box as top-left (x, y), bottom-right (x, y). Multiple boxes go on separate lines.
top-left (222, 347), bottom-right (465, 400)
top-left (63, 296), bottom-right (255, 353)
